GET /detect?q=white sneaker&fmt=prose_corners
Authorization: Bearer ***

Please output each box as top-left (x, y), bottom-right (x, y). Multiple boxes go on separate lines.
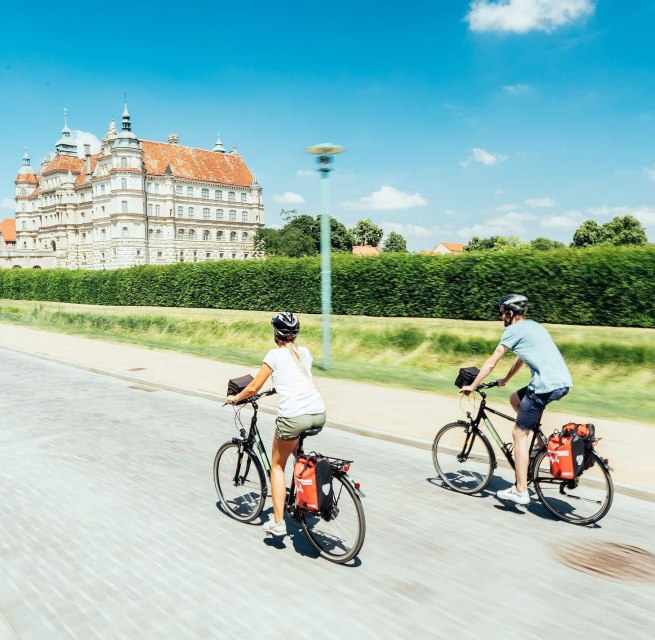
top-left (497, 485), bottom-right (530, 505)
top-left (263, 518), bottom-right (287, 537)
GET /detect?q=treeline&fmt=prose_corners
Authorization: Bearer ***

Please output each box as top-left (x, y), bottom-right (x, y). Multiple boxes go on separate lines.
top-left (1, 245), bottom-right (654, 327)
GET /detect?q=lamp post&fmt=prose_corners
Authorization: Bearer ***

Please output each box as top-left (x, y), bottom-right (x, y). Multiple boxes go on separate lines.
top-left (305, 142), bottom-right (344, 371)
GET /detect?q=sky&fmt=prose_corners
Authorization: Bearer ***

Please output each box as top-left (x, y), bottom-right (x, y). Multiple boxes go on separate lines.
top-left (1, 0), bottom-right (654, 250)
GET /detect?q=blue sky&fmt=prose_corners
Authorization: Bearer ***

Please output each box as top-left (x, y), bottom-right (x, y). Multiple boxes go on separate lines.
top-left (1, 0), bottom-right (654, 249)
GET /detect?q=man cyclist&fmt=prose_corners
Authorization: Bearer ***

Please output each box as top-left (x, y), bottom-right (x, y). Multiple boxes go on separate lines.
top-left (460, 294), bottom-right (572, 505)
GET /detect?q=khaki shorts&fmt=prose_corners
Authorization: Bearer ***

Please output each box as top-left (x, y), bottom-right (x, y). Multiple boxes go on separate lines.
top-left (275, 412), bottom-right (327, 441)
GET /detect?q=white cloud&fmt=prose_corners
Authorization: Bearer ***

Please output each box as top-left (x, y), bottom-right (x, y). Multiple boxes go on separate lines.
top-left (340, 186), bottom-right (428, 211)
top-left (457, 211), bottom-right (537, 238)
top-left (466, 0), bottom-right (595, 34)
top-left (495, 203), bottom-right (521, 212)
top-left (587, 205), bottom-right (655, 228)
top-left (296, 169), bottom-right (315, 178)
top-left (495, 189), bottom-right (504, 196)
top-left (540, 210), bottom-right (584, 228)
top-left (273, 192), bottom-right (305, 204)
top-left (71, 130), bottom-right (101, 157)
top-left (525, 197), bottom-right (556, 208)
top-left (645, 166), bottom-right (655, 181)
top-left (461, 147), bottom-right (508, 167)
top-left (382, 222), bottom-right (436, 238)
top-left (503, 83), bottom-right (530, 94)
top-left (1, 196), bottom-right (14, 212)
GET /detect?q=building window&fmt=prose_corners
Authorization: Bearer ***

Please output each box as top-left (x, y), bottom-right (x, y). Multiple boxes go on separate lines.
top-left (217, 230), bottom-right (223, 241)
top-left (177, 206), bottom-right (183, 217)
top-left (101, 184), bottom-right (105, 195)
top-left (136, 249), bottom-right (141, 256)
top-left (232, 253), bottom-right (237, 259)
top-left (122, 226), bottom-right (128, 237)
top-left (188, 207), bottom-right (195, 218)
top-left (241, 193), bottom-right (247, 203)
top-left (186, 186), bottom-right (193, 196)
top-left (157, 251), bottom-right (162, 258)
top-left (229, 210), bottom-right (236, 222)
top-left (230, 231), bottom-right (237, 241)
top-left (21, 220), bottom-right (26, 230)
top-left (189, 229), bottom-right (195, 240)
top-left (154, 183), bottom-right (160, 193)
top-left (228, 191), bottom-right (235, 202)
top-left (242, 232), bottom-right (248, 242)
top-left (81, 232), bottom-right (86, 240)
top-left (219, 252), bottom-right (224, 259)
top-left (148, 227), bottom-right (153, 237)
top-left (203, 207), bottom-right (210, 219)
top-left (202, 188), bottom-right (209, 199)
top-left (121, 178), bottom-right (127, 189)
top-left (155, 204), bottom-right (161, 215)
top-left (178, 228), bottom-right (184, 238)
top-left (215, 189), bottom-right (222, 200)
top-left (216, 209), bottom-right (223, 221)
top-left (146, 182), bottom-right (152, 192)
top-left (203, 230), bottom-right (210, 241)
top-left (23, 241), bottom-right (27, 249)
top-left (243, 253), bottom-right (249, 259)
top-left (102, 229), bottom-right (107, 238)
top-left (121, 200), bottom-right (128, 213)
top-left (241, 211), bottom-right (248, 223)
top-left (176, 185), bottom-right (182, 196)
top-left (148, 204), bottom-right (153, 215)
top-left (156, 229), bottom-right (161, 238)
top-left (120, 157), bottom-right (127, 168)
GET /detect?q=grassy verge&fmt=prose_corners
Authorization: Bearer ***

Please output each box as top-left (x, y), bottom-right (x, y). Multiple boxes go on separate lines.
top-left (1, 299), bottom-right (653, 423)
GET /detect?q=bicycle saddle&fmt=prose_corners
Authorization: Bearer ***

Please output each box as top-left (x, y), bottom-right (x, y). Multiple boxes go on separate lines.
top-left (302, 427), bottom-right (323, 437)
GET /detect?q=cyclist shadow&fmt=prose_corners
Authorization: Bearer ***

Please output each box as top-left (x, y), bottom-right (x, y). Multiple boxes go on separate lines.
top-left (261, 507), bottom-right (363, 567)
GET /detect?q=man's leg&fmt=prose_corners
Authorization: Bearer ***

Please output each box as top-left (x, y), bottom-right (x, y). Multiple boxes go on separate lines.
top-left (512, 425), bottom-right (532, 494)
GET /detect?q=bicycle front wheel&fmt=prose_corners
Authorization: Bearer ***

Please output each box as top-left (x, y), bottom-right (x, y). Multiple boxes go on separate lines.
top-left (432, 421), bottom-right (495, 494)
top-left (300, 475), bottom-right (365, 564)
top-left (532, 449), bottom-right (613, 526)
top-left (213, 442), bottom-right (267, 523)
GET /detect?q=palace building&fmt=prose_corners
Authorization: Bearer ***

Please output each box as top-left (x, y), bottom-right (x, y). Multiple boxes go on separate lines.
top-left (12, 105), bottom-right (264, 269)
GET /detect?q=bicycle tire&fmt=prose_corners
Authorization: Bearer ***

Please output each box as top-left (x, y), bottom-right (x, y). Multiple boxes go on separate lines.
top-left (432, 421), bottom-right (495, 495)
top-left (532, 449), bottom-right (613, 526)
top-left (214, 441), bottom-right (267, 523)
top-left (300, 474), bottom-right (365, 564)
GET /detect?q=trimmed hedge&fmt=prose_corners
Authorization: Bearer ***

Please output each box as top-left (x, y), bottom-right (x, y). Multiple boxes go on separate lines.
top-left (1, 245), bottom-right (654, 327)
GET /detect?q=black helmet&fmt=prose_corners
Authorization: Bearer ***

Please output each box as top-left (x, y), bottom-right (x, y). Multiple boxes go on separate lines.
top-left (271, 312), bottom-right (300, 338)
top-left (497, 294), bottom-right (528, 314)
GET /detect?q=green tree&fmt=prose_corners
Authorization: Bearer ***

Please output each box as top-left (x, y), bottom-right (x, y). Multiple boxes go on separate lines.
top-left (277, 227), bottom-right (317, 257)
top-left (601, 215), bottom-right (647, 246)
top-left (571, 219), bottom-right (603, 247)
top-left (466, 235), bottom-right (525, 251)
top-left (530, 237), bottom-right (565, 251)
top-left (323, 217), bottom-right (354, 252)
top-left (350, 218), bottom-right (384, 247)
top-left (383, 231), bottom-right (408, 252)
top-left (253, 227), bottom-right (280, 257)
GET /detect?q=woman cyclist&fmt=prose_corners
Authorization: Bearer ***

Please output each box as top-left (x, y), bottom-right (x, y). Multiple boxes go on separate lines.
top-left (227, 312), bottom-right (326, 536)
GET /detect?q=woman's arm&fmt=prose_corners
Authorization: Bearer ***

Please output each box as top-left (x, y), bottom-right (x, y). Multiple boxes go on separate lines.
top-left (228, 364), bottom-right (273, 404)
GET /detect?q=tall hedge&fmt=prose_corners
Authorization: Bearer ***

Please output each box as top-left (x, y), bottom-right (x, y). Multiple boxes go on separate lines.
top-left (1, 245), bottom-right (654, 327)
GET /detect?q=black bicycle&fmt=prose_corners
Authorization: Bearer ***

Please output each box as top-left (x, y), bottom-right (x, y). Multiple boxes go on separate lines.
top-left (432, 382), bottom-right (613, 526)
top-left (213, 389), bottom-right (366, 564)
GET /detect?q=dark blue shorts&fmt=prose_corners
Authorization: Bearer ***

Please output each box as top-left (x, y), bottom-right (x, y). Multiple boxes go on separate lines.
top-left (515, 386), bottom-right (569, 430)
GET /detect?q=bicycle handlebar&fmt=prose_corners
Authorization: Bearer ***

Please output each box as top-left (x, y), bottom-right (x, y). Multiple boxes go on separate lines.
top-left (250, 388), bottom-right (276, 402)
top-left (478, 380), bottom-right (499, 390)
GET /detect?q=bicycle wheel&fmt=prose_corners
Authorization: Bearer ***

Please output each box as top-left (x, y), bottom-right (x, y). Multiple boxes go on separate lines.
top-left (532, 449), bottom-right (613, 525)
top-left (432, 421), bottom-right (495, 494)
top-left (300, 475), bottom-right (365, 564)
top-left (213, 442), bottom-right (267, 522)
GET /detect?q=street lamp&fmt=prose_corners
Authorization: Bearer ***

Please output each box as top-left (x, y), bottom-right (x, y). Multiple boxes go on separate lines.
top-left (305, 142), bottom-right (344, 371)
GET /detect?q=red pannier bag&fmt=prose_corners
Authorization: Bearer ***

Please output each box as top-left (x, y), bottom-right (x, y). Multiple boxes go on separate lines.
top-left (547, 423), bottom-right (596, 479)
top-left (294, 455), bottom-right (334, 514)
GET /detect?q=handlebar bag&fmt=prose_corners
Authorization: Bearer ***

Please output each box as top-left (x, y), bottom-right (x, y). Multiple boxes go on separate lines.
top-left (294, 455), bottom-right (334, 516)
top-left (227, 374), bottom-right (254, 397)
top-left (454, 367), bottom-right (480, 389)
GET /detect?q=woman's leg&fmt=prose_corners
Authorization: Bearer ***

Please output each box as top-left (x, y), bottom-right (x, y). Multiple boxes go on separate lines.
top-left (270, 436), bottom-right (299, 523)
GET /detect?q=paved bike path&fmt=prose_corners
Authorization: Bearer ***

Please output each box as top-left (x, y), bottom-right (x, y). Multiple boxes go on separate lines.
top-left (0, 322), bottom-right (653, 493)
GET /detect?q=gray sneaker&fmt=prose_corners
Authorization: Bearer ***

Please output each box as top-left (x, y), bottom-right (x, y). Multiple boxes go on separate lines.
top-left (263, 518), bottom-right (287, 537)
top-left (497, 485), bottom-right (530, 506)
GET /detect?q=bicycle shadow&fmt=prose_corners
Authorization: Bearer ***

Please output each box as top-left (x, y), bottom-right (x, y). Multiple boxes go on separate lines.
top-left (214, 501), bottom-right (264, 524)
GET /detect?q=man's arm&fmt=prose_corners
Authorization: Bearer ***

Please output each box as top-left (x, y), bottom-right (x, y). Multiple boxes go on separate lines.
top-left (498, 357), bottom-right (524, 387)
top-left (460, 344), bottom-right (509, 394)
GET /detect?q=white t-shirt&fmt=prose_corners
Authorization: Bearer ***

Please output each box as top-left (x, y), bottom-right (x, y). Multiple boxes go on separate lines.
top-left (263, 346), bottom-right (325, 418)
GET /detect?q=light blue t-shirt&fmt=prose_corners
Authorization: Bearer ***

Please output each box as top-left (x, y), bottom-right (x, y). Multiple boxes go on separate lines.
top-left (499, 319), bottom-right (572, 393)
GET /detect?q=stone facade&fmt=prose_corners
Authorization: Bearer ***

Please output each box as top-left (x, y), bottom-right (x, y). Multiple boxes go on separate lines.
top-left (11, 106), bottom-right (264, 270)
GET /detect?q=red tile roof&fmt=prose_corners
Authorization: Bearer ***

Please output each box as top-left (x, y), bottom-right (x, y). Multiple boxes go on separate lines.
top-left (435, 242), bottom-right (465, 253)
top-left (42, 155), bottom-right (84, 175)
top-left (0, 218), bottom-right (16, 242)
top-left (75, 154), bottom-right (101, 186)
top-left (352, 245), bottom-right (382, 256)
top-left (141, 140), bottom-right (253, 186)
top-left (15, 173), bottom-right (38, 184)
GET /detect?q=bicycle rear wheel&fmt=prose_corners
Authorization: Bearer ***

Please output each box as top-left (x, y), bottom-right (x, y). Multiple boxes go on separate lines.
top-left (214, 442), bottom-right (267, 522)
top-left (432, 421), bottom-right (495, 494)
top-left (532, 449), bottom-right (613, 525)
top-left (300, 475), bottom-right (365, 564)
